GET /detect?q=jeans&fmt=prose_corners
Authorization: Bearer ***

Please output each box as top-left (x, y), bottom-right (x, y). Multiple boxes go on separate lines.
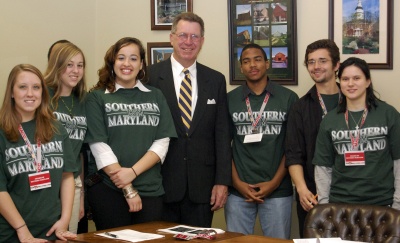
top-left (224, 193), bottom-right (292, 239)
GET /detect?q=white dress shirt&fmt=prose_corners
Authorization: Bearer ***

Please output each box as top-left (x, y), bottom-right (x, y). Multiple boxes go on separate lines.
top-left (171, 54), bottom-right (198, 116)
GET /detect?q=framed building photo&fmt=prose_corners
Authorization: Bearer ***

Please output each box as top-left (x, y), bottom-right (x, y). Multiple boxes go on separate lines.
top-left (147, 42), bottom-right (173, 65)
top-left (329, 0), bottom-right (393, 69)
top-left (228, 0), bottom-right (297, 85)
top-left (151, 0), bottom-right (193, 30)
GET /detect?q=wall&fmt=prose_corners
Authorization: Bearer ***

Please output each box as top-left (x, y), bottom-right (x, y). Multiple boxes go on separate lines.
top-left (0, 0), bottom-right (399, 237)
top-left (1, 1), bottom-right (398, 109)
top-left (0, 0), bottom-right (96, 86)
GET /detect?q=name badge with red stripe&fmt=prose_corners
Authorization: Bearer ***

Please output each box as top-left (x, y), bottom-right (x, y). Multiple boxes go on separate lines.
top-left (344, 151), bottom-right (365, 166)
top-left (29, 171), bottom-right (52, 191)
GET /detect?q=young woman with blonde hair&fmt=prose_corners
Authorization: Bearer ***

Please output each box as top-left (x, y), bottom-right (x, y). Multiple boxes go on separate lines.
top-left (44, 42), bottom-right (87, 233)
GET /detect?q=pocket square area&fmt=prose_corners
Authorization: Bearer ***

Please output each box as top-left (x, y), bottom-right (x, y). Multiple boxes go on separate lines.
top-left (207, 99), bottom-right (216, 104)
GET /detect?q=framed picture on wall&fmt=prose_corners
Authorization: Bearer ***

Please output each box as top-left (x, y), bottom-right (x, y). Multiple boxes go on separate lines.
top-left (228, 0), bottom-right (298, 85)
top-left (147, 42), bottom-right (173, 65)
top-left (329, 0), bottom-right (393, 69)
top-left (151, 0), bottom-right (193, 30)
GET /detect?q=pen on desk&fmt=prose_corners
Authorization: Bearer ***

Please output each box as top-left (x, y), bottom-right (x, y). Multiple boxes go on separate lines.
top-left (310, 194), bottom-right (318, 205)
top-left (105, 232), bottom-right (118, 238)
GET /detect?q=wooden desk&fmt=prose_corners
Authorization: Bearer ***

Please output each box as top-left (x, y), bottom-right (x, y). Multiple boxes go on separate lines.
top-left (71, 221), bottom-right (243, 242)
top-left (218, 235), bottom-right (294, 243)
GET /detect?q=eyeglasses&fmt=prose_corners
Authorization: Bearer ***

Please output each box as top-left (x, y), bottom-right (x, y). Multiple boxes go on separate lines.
top-left (173, 33), bottom-right (201, 42)
top-left (306, 58), bottom-right (331, 66)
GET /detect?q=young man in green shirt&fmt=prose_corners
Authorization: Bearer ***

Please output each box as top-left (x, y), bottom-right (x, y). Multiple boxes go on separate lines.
top-left (225, 43), bottom-right (298, 239)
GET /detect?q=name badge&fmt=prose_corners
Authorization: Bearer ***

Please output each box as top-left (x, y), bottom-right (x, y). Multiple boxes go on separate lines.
top-left (29, 171), bottom-right (52, 191)
top-left (244, 133), bottom-right (262, 143)
top-left (344, 151), bottom-right (365, 166)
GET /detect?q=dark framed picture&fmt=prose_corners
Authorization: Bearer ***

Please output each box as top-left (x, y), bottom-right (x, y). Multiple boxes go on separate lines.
top-left (228, 0), bottom-right (297, 85)
top-left (151, 0), bottom-right (193, 30)
top-left (329, 0), bottom-right (393, 69)
top-left (147, 42), bottom-right (173, 65)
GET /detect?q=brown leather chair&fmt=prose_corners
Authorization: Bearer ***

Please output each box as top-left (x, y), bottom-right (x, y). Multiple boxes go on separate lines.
top-left (304, 203), bottom-right (400, 243)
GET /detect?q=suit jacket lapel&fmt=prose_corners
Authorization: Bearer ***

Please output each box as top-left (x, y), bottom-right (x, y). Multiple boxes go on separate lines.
top-left (189, 65), bottom-right (208, 135)
top-left (158, 60), bottom-right (187, 134)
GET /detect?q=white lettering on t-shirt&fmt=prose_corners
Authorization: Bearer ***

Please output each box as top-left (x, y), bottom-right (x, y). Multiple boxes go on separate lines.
top-left (331, 126), bottom-right (388, 154)
top-left (232, 111), bottom-right (286, 136)
top-left (105, 102), bottom-right (161, 128)
top-left (53, 112), bottom-right (87, 141)
top-left (6, 141), bottom-right (65, 176)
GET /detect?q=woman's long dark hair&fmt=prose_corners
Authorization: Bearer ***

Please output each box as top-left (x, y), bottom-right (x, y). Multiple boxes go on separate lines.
top-left (337, 57), bottom-right (379, 113)
top-left (93, 37), bottom-right (147, 92)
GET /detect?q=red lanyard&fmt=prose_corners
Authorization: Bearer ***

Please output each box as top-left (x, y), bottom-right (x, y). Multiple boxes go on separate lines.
top-left (245, 92), bottom-right (270, 133)
top-left (344, 107), bottom-right (368, 150)
top-left (18, 125), bottom-right (42, 172)
top-left (316, 91), bottom-right (341, 117)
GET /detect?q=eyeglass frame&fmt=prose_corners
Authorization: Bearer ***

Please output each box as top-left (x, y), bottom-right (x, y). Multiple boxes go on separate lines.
top-left (306, 58), bottom-right (331, 66)
top-left (172, 32), bottom-right (202, 43)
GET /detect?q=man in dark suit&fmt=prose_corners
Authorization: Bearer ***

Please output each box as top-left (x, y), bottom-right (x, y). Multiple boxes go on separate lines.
top-left (148, 12), bottom-right (232, 227)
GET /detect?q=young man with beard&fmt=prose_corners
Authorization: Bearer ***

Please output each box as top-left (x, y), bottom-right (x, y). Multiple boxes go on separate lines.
top-left (225, 43), bottom-right (298, 239)
top-left (285, 39), bottom-right (341, 237)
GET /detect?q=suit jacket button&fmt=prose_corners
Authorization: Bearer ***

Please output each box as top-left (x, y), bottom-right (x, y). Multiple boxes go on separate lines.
top-left (184, 157), bottom-right (187, 161)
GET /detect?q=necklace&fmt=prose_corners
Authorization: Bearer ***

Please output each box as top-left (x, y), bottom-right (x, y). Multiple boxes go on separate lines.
top-left (348, 111), bottom-right (363, 130)
top-left (60, 97), bottom-right (74, 118)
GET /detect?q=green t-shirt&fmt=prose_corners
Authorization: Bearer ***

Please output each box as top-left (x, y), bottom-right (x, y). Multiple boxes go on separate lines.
top-left (49, 89), bottom-right (87, 178)
top-left (228, 82), bottom-right (299, 198)
top-left (85, 85), bottom-right (177, 197)
top-left (0, 120), bottom-right (76, 241)
top-left (320, 93), bottom-right (340, 116)
top-left (313, 100), bottom-right (400, 205)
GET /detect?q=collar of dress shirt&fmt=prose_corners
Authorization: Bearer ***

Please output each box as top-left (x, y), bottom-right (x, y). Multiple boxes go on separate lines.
top-left (171, 54), bottom-right (197, 78)
top-left (105, 80), bottom-right (151, 94)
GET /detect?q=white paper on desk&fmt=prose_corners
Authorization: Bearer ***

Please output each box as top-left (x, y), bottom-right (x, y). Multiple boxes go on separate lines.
top-left (293, 239), bottom-right (318, 243)
top-left (319, 238), bottom-right (344, 243)
top-left (340, 241), bottom-right (368, 243)
top-left (294, 238), bottom-right (367, 243)
top-left (294, 238), bottom-right (342, 243)
top-left (157, 224), bottom-right (225, 236)
top-left (97, 229), bottom-right (164, 242)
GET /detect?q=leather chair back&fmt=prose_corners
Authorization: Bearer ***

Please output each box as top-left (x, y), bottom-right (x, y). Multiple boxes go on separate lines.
top-left (304, 203), bottom-right (400, 243)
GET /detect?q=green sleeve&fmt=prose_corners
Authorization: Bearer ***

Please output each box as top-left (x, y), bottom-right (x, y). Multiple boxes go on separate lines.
top-left (0, 134), bottom-right (7, 192)
top-left (154, 89), bottom-right (177, 140)
top-left (388, 107), bottom-right (400, 160)
top-left (85, 91), bottom-right (109, 144)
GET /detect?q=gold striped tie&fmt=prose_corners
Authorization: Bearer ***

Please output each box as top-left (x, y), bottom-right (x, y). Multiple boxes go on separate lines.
top-left (179, 69), bottom-right (192, 133)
